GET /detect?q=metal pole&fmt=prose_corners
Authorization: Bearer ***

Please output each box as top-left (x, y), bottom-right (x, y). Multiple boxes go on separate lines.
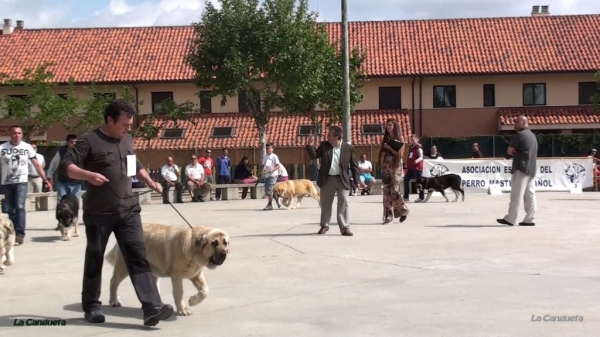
top-left (341, 0), bottom-right (351, 144)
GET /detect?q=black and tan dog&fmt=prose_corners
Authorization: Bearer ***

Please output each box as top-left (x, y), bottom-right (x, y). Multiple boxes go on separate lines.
top-left (416, 174), bottom-right (465, 203)
top-left (56, 193), bottom-right (81, 241)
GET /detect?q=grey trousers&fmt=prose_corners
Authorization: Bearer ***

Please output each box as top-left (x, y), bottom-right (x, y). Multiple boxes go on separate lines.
top-left (319, 175), bottom-right (350, 230)
top-left (503, 170), bottom-right (537, 224)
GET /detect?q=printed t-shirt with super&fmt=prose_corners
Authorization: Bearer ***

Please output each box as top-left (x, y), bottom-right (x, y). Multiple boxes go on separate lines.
top-left (0, 141), bottom-right (36, 185)
top-left (262, 153), bottom-right (280, 178)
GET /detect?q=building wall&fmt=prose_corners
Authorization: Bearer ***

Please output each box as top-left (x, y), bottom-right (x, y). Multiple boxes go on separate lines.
top-left (0, 72), bottom-right (596, 141)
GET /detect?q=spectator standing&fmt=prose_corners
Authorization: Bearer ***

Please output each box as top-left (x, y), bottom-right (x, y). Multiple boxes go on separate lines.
top-left (403, 134), bottom-right (425, 202)
top-left (0, 125), bottom-right (51, 245)
top-left (497, 116), bottom-right (538, 227)
top-left (261, 143), bottom-right (281, 210)
top-left (215, 148), bottom-right (231, 201)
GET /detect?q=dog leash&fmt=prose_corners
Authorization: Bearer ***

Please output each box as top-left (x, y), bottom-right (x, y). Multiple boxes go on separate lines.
top-left (101, 184), bottom-right (194, 229)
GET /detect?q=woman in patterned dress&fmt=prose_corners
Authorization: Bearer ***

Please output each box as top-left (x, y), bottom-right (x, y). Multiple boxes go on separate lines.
top-left (379, 118), bottom-right (409, 224)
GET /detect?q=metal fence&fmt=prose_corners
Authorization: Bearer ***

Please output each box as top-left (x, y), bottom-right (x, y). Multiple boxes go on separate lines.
top-left (421, 134), bottom-right (600, 159)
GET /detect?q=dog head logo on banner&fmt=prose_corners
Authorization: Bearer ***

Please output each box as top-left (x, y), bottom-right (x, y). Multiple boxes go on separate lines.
top-left (429, 164), bottom-right (450, 177)
top-left (564, 163), bottom-right (586, 184)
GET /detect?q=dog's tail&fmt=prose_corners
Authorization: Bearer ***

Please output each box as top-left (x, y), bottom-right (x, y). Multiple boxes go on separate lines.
top-left (104, 243), bottom-right (121, 266)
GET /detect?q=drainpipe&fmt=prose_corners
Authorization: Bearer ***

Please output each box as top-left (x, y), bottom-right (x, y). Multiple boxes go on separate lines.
top-left (132, 84), bottom-right (140, 128)
top-left (411, 77), bottom-right (415, 134)
top-left (419, 77), bottom-right (423, 136)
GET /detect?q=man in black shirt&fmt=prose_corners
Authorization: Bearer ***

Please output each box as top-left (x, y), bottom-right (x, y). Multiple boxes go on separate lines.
top-left (60, 99), bottom-right (173, 326)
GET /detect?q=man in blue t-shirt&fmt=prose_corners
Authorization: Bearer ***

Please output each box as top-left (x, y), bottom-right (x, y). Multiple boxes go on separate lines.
top-left (215, 148), bottom-right (231, 200)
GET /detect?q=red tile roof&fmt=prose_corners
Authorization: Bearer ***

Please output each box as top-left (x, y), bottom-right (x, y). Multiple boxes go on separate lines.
top-left (498, 106), bottom-right (600, 125)
top-left (133, 110), bottom-right (411, 150)
top-left (1, 15), bottom-right (600, 83)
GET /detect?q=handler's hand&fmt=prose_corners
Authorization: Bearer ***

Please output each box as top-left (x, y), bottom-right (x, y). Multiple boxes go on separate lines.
top-left (43, 180), bottom-right (53, 192)
top-left (86, 172), bottom-right (109, 186)
top-left (149, 181), bottom-right (163, 194)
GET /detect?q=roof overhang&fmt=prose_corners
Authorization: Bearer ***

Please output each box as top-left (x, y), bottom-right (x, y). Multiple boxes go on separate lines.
top-left (499, 123), bottom-right (600, 131)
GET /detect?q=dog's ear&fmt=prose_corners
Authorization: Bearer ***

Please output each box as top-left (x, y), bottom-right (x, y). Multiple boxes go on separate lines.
top-left (195, 233), bottom-right (208, 250)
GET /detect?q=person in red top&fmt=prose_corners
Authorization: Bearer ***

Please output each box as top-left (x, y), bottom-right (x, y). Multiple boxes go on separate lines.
top-left (198, 149), bottom-right (214, 183)
top-left (403, 134), bottom-right (425, 202)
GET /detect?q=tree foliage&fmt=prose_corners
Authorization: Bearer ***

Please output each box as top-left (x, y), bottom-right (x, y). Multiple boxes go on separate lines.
top-left (0, 62), bottom-right (80, 142)
top-left (0, 63), bottom-right (195, 150)
top-left (186, 0), bottom-right (364, 156)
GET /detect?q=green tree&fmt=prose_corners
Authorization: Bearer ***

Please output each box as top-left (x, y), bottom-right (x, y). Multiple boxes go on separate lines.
top-left (279, 40), bottom-right (367, 132)
top-left (65, 84), bottom-right (141, 136)
top-left (132, 98), bottom-right (199, 167)
top-left (186, 0), bottom-right (348, 156)
top-left (0, 62), bottom-right (80, 142)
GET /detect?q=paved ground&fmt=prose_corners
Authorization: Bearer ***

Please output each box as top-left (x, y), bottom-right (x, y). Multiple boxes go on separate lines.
top-left (1, 191), bottom-right (599, 337)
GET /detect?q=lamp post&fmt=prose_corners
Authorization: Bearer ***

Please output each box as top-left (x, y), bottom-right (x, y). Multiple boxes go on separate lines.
top-left (341, 0), bottom-right (351, 144)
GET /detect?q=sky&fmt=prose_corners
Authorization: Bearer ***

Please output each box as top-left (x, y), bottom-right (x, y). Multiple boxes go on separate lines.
top-left (1, 0), bottom-right (600, 29)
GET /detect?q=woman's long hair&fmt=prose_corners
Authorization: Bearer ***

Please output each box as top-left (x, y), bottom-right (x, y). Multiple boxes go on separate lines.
top-left (379, 118), bottom-right (401, 162)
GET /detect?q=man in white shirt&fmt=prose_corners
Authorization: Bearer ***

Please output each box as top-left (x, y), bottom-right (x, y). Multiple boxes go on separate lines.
top-left (261, 143), bottom-right (281, 210)
top-left (160, 156), bottom-right (183, 203)
top-left (358, 153), bottom-right (376, 195)
top-left (185, 155), bottom-right (212, 202)
top-left (277, 164), bottom-right (289, 182)
top-left (0, 125), bottom-right (52, 245)
top-left (27, 144), bottom-right (46, 192)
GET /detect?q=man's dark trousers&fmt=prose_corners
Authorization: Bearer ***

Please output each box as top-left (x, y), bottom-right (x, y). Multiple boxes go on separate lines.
top-left (81, 206), bottom-right (161, 314)
top-left (403, 169), bottom-right (424, 200)
top-left (215, 175), bottom-right (230, 200)
top-left (161, 180), bottom-right (183, 203)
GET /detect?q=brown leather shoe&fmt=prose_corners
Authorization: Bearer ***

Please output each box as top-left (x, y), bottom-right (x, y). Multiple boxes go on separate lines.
top-left (341, 229), bottom-right (353, 236)
top-left (317, 226), bottom-right (329, 234)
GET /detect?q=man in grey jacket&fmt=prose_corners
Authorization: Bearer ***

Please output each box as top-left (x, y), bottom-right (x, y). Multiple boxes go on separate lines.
top-left (497, 115), bottom-right (538, 227)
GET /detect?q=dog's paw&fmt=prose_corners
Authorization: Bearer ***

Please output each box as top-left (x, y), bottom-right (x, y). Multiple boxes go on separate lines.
top-left (109, 299), bottom-right (122, 307)
top-left (176, 308), bottom-right (192, 316)
top-left (0, 265), bottom-right (5, 271)
top-left (188, 293), bottom-right (207, 307)
top-left (73, 232), bottom-right (80, 237)
top-left (62, 236), bottom-right (70, 241)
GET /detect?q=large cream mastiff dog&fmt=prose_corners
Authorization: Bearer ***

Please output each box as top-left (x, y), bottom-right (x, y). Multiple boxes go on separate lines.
top-left (0, 215), bottom-right (16, 271)
top-left (105, 223), bottom-right (229, 316)
top-left (272, 179), bottom-right (321, 210)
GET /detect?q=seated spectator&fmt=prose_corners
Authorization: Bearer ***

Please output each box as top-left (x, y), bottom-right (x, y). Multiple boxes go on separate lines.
top-left (233, 156), bottom-right (258, 199)
top-left (358, 153), bottom-right (376, 195)
top-left (160, 156), bottom-right (183, 204)
top-left (132, 176), bottom-right (146, 189)
top-left (428, 145), bottom-right (443, 159)
top-left (185, 155), bottom-right (212, 202)
top-left (277, 164), bottom-right (289, 182)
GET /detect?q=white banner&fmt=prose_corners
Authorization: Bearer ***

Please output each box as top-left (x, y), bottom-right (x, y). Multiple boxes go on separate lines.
top-left (423, 158), bottom-right (594, 192)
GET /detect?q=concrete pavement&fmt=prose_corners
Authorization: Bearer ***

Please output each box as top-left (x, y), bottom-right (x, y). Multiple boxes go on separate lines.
top-left (0, 191), bottom-right (599, 337)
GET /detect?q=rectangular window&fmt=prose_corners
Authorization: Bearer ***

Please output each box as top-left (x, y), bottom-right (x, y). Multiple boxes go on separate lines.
top-left (93, 92), bottom-right (116, 101)
top-left (211, 127), bottom-right (234, 138)
top-left (361, 124), bottom-right (384, 135)
top-left (378, 86), bottom-right (401, 109)
top-left (578, 82), bottom-right (599, 105)
top-left (433, 85), bottom-right (456, 108)
top-left (238, 90), bottom-right (260, 113)
top-left (199, 90), bottom-right (212, 113)
top-left (151, 91), bottom-right (174, 113)
top-left (523, 83), bottom-right (546, 106)
top-left (483, 84), bottom-right (495, 107)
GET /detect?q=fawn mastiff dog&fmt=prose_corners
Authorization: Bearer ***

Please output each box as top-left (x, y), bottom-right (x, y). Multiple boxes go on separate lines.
top-left (105, 223), bottom-right (229, 316)
top-left (272, 179), bottom-right (321, 210)
top-left (0, 215), bottom-right (15, 271)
